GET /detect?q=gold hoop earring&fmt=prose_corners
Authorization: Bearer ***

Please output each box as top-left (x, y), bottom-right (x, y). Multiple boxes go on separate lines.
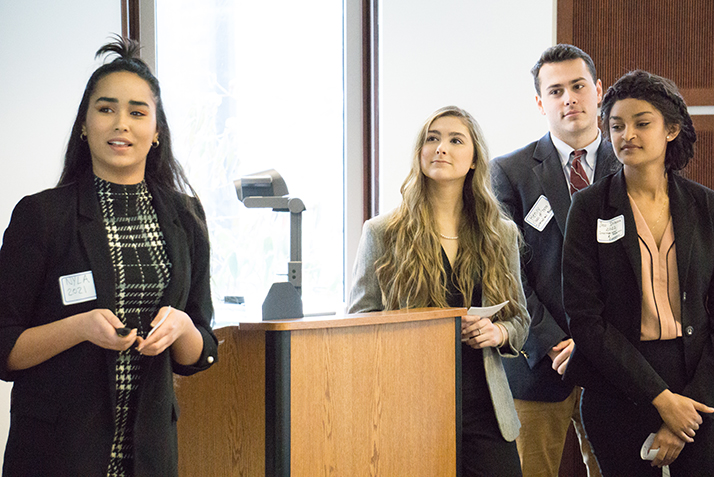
top-left (152, 139), bottom-right (160, 149)
top-left (80, 132), bottom-right (87, 142)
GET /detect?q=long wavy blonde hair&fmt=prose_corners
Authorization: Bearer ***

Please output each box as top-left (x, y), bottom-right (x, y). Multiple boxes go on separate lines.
top-left (375, 106), bottom-right (525, 322)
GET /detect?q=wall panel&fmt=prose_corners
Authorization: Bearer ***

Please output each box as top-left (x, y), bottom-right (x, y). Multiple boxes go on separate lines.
top-left (558, 0), bottom-right (714, 191)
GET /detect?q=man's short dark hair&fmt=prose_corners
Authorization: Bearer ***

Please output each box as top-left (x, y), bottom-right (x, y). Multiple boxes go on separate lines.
top-left (531, 44), bottom-right (598, 96)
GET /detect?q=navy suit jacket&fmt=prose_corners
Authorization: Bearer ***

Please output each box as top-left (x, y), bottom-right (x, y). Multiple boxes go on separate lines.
top-left (562, 170), bottom-right (714, 410)
top-left (0, 172), bottom-right (218, 476)
top-left (490, 133), bottom-right (619, 401)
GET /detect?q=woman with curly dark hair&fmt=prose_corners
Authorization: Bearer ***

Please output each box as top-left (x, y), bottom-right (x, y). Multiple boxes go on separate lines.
top-left (0, 36), bottom-right (218, 476)
top-left (562, 70), bottom-right (714, 475)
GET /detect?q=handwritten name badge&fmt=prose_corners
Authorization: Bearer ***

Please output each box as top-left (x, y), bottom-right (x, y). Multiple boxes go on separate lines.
top-left (59, 271), bottom-right (97, 306)
top-left (597, 215), bottom-right (625, 243)
top-left (524, 195), bottom-right (554, 232)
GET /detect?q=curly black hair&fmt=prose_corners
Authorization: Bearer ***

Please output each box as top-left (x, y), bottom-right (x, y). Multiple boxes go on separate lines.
top-left (600, 70), bottom-right (696, 172)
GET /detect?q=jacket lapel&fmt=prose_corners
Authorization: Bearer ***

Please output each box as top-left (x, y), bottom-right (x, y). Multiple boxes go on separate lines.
top-left (594, 140), bottom-right (621, 182)
top-left (76, 173), bottom-right (116, 311)
top-left (669, 175), bottom-right (696, 292)
top-left (150, 187), bottom-right (189, 308)
top-left (75, 173), bottom-right (121, 408)
top-left (607, 170), bottom-right (643, 294)
top-left (532, 134), bottom-right (571, 234)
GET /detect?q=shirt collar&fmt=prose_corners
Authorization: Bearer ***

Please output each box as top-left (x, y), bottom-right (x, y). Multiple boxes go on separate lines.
top-left (552, 130), bottom-right (602, 170)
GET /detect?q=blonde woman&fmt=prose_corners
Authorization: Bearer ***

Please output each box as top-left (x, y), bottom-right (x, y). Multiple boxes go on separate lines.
top-left (349, 106), bottom-right (529, 476)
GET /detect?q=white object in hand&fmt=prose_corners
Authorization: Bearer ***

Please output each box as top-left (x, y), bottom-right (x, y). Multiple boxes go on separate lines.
top-left (467, 301), bottom-right (509, 318)
top-left (146, 306), bottom-right (171, 339)
top-left (641, 433), bottom-right (659, 460)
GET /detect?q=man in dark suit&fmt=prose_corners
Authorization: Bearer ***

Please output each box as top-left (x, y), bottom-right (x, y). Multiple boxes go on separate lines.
top-left (490, 44), bottom-right (619, 476)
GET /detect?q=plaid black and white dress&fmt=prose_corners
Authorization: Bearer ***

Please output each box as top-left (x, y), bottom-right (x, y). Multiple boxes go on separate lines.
top-left (95, 177), bottom-right (172, 477)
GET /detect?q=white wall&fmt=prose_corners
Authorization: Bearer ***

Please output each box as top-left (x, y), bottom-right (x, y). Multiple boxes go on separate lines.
top-left (0, 0), bottom-right (121, 463)
top-left (378, 0), bottom-right (555, 212)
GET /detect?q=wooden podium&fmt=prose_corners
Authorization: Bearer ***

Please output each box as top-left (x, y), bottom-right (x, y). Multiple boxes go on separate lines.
top-left (175, 307), bottom-right (466, 476)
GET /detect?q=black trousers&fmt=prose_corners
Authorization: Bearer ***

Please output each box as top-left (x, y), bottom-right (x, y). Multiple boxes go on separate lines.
top-left (581, 338), bottom-right (714, 477)
top-left (461, 344), bottom-right (522, 477)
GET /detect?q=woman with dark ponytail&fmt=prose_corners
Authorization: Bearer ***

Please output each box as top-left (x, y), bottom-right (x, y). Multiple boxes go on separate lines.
top-left (0, 36), bottom-right (217, 476)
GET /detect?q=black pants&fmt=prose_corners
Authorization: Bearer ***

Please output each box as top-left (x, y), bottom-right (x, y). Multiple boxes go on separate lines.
top-left (581, 338), bottom-right (714, 477)
top-left (461, 344), bottom-right (522, 477)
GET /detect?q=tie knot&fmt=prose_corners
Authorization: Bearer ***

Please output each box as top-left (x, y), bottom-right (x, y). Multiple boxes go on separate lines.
top-left (572, 149), bottom-right (586, 162)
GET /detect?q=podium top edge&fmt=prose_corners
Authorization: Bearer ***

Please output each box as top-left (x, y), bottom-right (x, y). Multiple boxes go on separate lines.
top-left (222, 307), bottom-right (467, 331)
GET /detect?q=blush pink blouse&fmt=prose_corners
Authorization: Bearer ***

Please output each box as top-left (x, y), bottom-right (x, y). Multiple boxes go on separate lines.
top-left (629, 195), bottom-right (682, 341)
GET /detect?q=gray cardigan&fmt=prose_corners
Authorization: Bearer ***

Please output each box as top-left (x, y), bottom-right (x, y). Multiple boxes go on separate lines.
top-left (348, 212), bottom-right (529, 441)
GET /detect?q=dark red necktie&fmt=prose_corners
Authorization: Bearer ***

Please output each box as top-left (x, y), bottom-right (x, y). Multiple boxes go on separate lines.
top-left (569, 149), bottom-right (589, 195)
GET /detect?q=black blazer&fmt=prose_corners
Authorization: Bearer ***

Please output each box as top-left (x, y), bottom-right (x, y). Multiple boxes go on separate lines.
top-left (490, 133), bottom-right (619, 401)
top-left (0, 172), bottom-right (218, 476)
top-left (562, 170), bottom-right (714, 410)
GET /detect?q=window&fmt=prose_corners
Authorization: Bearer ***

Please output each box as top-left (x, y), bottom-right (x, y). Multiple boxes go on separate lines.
top-left (155, 1), bottom-right (345, 324)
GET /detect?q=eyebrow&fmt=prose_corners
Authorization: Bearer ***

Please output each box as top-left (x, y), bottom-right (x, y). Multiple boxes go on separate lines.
top-left (609, 111), bottom-right (656, 121)
top-left (94, 97), bottom-right (151, 107)
top-left (427, 129), bottom-right (467, 138)
top-left (545, 77), bottom-right (588, 90)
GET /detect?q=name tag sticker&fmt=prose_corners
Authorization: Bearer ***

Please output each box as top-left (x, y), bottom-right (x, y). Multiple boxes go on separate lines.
top-left (59, 271), bottom-right (97, 306)
top-left (597, 215), bottom-right (625, 243)
top-left (524, 195), bottom-right (554, 232)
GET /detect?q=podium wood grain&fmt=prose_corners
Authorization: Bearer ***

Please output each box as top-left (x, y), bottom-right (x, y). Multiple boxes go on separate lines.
top-left (175, 308), bottom-right (464, 476)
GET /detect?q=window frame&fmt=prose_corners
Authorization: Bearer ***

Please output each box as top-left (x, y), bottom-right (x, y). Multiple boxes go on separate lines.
top-left (125, 0), bottom-right (376, 303)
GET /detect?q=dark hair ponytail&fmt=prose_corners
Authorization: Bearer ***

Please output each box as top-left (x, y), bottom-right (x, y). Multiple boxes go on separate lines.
top-left (59, 35), bottom-right (207, 232)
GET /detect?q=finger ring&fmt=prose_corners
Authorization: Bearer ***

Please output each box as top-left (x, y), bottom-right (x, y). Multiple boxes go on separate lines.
top-left (476, 329), bottom-right (481, 336)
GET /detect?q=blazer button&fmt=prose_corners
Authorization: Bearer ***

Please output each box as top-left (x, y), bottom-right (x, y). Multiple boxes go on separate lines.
top-left (207, 356), bottom-right (215, 364)
top-left (685, 326), bottom-right (694, 337)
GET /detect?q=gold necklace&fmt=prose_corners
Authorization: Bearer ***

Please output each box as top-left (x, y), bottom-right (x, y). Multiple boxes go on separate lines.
top-left (653, 196), bottom-right (669, 227)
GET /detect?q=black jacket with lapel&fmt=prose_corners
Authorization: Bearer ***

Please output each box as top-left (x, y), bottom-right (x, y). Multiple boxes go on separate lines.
top-left (491, 133), bottom-right (620, 401)
top-left (562, 170), bottom-right (714, 409)
top-left (0, 172), bottom-right (218, 476)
